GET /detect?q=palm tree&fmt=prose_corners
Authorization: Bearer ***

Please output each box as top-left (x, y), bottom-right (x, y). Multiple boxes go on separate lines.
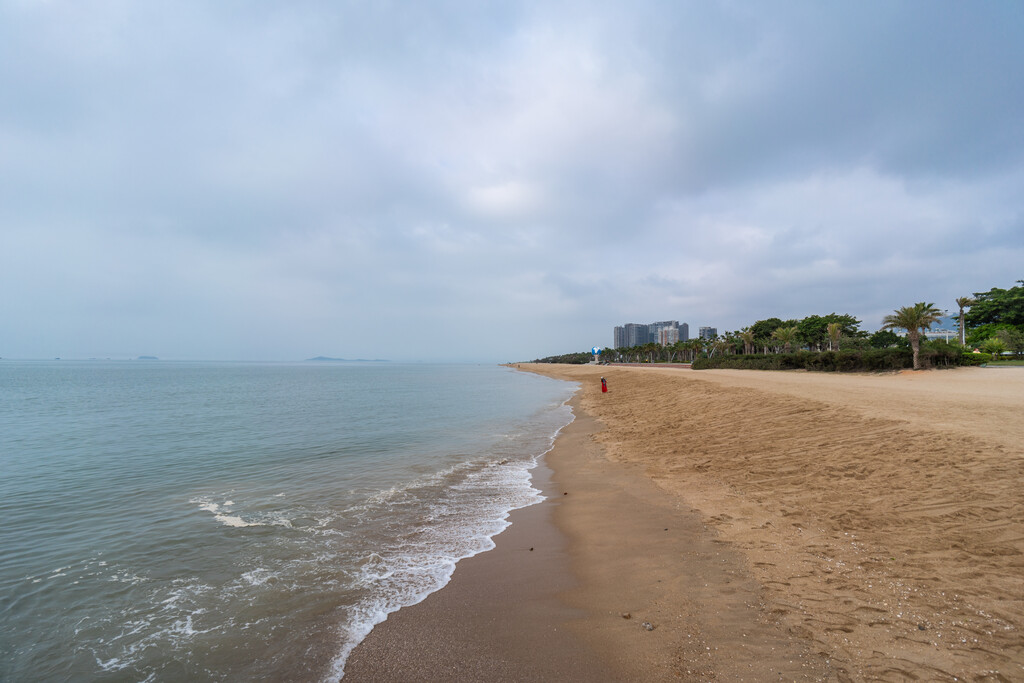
top-left (982, 336), bottom-right (1007, 358)
top-left (881, 302), bottom-right (944, 370)
top-left (772, 325), bottom-right (799, 353)
top-left (738, 328), bottom-right (755, 355)
top-left (666, 340), bottom-right (682, 363)
top-left (955, 296), bottom-right (974, 346)
top-left (689, 338), bottom-right (708, 361)
top-left (826, 322), bottom-right (843, 351)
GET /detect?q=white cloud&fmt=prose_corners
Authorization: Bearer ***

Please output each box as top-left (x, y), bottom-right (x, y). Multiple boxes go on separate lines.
top-left (464, 180), bottom-right (542, 218)
top-left (0, 0), bottom-right (1021, 360)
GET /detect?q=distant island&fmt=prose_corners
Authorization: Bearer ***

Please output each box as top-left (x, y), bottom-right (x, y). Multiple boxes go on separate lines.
top-left (137, 356), bottom-right (159, 360)
top-left (306, 356), bottom-right (390, 362)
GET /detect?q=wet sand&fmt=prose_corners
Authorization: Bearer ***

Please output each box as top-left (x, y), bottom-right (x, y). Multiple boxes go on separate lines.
top-left (342, 419), bottom-right (619, 681)
top-left (346, 364), bottom-right (1024, 681)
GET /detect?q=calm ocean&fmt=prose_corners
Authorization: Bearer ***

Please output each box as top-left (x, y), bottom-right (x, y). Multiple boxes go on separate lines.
top-left (0, 361), bottom-right (576, 682)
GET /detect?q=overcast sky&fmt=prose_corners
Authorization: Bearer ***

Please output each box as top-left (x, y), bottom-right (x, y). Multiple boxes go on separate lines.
top-left (2, 1), bottom-right (1021, 361)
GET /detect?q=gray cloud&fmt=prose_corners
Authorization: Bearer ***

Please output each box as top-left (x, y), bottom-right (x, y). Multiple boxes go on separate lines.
top-left (1, 0), bottom-right (1021, 361)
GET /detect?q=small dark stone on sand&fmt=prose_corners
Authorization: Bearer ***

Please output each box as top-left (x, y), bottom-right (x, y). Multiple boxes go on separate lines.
top-left (642, 621), bottom-right (655, 631)
top-left (621, 612), bottom-right (631, 619)
top-left (918, 624), bottom-right (926, 631)
top-left (529, 547), bottom-right (534, 551)
top-left (563, 492), bottom-right (568, 495)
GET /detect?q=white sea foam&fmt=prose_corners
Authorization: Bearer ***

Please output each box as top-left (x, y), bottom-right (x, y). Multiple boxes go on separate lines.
top-left (192, 495), bottom-right (295, 528)
top-left (107, 570), bottom-right (146, 585)
top-left (214, 514), bottom-right (256, 527)
top-left (241, 568), bottom-right (276, 586)
top-left (95, 656), bottom-right (125, 672)
top-left (325, 470), bottom-right (547, 680)
top-left (169, 614), bottom-right (197, 637)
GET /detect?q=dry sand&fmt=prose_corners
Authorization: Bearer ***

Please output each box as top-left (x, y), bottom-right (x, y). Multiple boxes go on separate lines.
top-left (346, 364), bottom-right (1024, 682)
top-left (526, 364), bottom-right (1024, 682)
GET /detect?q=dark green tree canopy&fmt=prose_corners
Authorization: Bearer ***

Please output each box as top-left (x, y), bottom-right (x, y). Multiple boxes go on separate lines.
top-left (796, 313), bottom-right (863, 348)
top-left (996, 328), bottom-right (1024, 355)
top-left (965, 281), bottom-right (1024, 327)
top-left (749, 318), bottom-right (797, 341)
top-left (750, 315), bottom-right (861, 348)
top-left (868, 329), bottom-right (902, 349)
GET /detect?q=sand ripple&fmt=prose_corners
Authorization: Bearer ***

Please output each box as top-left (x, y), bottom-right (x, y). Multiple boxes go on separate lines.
top-left (531, 364), bottom-right (1024, 682)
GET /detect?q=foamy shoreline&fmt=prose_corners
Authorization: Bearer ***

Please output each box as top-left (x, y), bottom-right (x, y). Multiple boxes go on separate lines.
top-left (332, 388), bottom-right (578, 680)
top-left (341, 404), bottom-right (619, 681)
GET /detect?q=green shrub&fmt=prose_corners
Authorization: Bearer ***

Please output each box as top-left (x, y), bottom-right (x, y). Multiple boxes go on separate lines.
top-left (920, 340), bottom-right (964, 368)
top-left (688, 344), bottom-right (1004, 371)
top-left (838, 336), bottom-right (871, 352)
top-left (692, 349), bottom-right (914, 371)
top-left (861, 348), bottom-right (913, 370)
top-left (805, 351), bottom-right (835, 371)
top-left (692, 354), bottom-right (782, 370)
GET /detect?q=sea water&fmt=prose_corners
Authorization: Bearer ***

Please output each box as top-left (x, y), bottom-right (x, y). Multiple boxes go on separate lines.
top-left (0, 361), bottom-right (576, 681)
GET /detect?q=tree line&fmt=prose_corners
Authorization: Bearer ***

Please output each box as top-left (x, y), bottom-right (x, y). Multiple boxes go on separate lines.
top-left (531, 279), bottom-right (1023, 371)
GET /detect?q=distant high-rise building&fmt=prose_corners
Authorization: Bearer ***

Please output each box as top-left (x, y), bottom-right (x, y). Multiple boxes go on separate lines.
top-left (658, 327), bottom-right (679, 345)
top-left (651, 321), bottom-right (679, 346)
top-left (613, 320), bottom-right (689, 348)
top-left (698, 326), bottom-right (718, 340)
top-left (623, 323), bottom-right (649, 347)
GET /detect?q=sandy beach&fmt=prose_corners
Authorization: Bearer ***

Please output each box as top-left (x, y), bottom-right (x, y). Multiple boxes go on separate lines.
top-left (347, 365), bottom-right (1024, 681)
